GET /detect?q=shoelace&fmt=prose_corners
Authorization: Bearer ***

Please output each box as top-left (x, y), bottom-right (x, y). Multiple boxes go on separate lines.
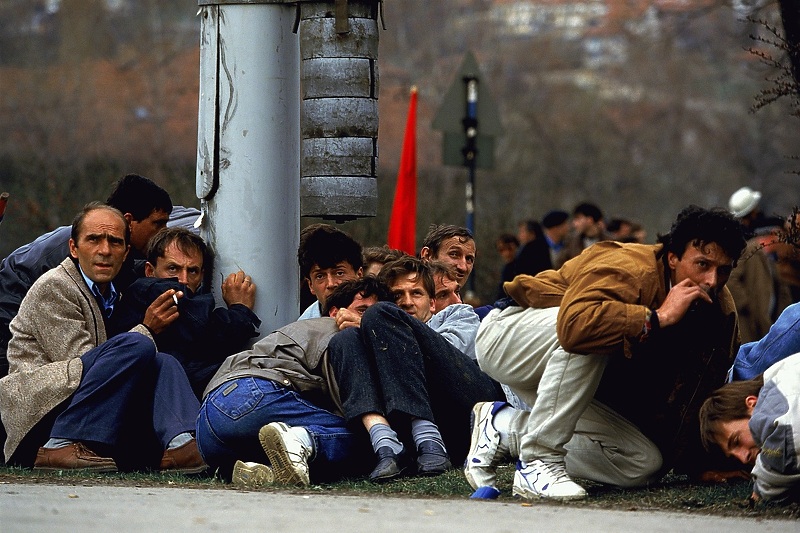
top-left (543, 461), bottom-right (570, 481)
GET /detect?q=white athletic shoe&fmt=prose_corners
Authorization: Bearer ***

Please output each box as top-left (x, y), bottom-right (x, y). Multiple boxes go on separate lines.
top-left (231, 460), bottom-right (274, 489)
top-left (512, 459), bottom-right (587, 501)
top-left (464, 401), bottom-right (510, 497)
top-left (258, 422), bottom-right (311, 486)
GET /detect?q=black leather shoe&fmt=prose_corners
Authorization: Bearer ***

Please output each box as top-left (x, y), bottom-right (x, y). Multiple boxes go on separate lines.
top-left (416, 441), bottom-right (452, 476)
top-left (369, 446), bottom-right (406, 482)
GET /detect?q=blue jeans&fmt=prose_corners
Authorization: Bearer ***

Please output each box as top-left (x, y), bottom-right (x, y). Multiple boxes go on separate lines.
top-left (196, 377), bottom-right (366, 479)
top-left (730, 301), bottom-right (800, 381)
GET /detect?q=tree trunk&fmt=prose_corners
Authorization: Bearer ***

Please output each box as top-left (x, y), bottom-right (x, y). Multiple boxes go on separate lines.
top-left (780, 0), bottom-right (800, 93)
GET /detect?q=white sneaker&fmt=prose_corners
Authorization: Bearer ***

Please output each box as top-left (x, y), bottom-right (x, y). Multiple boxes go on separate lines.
top-left (258, 422), bottom-right (311, 486)
top-left (512, 459), bottom-right (587, 501)
top-left (231, 460), bottom-right (274, 489)
top-left (464, 402), bottom-right (510, 495)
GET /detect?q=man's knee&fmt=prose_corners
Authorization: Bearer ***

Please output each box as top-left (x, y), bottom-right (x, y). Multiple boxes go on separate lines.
top-left (615, 444), bottom-right (663, 488)
top-left (98, 332), bottom-right (157, 368)
top-left (360, 301), bottom-right (401, 329)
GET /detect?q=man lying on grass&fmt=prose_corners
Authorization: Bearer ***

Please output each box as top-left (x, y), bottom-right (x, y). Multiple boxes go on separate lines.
top-left (699, 352), bottom-right (800, 503)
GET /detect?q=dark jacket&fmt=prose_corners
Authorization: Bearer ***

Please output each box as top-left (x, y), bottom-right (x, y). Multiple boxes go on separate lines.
top-left (113, 277), bottom-right (260, 399)
top-left (514, 238), bottom-right (552, 278)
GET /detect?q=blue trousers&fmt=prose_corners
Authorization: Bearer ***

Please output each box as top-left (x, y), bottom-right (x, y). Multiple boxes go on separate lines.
top-left (196, 377), bottom-right (368, 480)
top-left (730, 301), bottom-right (800, 381)
top-left (48, 332), bottom-right (199, 468)
top-left (327, 302), bottom-right (503, 464)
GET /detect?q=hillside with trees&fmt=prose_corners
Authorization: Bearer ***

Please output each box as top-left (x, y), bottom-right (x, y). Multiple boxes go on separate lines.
top-left (1, 0), bottom-right (797, 302)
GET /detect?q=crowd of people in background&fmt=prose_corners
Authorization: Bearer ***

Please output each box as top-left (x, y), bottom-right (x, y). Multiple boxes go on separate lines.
top-left (0, 176), bottom-right (799, 505)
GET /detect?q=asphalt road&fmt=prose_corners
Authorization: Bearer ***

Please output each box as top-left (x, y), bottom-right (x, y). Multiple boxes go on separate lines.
top-left (1, 483), bottom-right (797, 533)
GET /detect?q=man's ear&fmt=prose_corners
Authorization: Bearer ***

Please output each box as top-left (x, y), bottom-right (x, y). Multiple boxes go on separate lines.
top-left (428, 298), bottom-right (435, 315)
top-left (419, 247), bottom-right (432, 261)
top-left (123, 212), bottom-right (134, 224)
top-left (357, 266), bottom-right (364, 278)
top-left (667, 251), bottom-right (678, 271)
top-left (328, 306), bottom-right (339, 318)
top-left (144, 262), bottom-right (155, 278)
top-left (68, 238), bottom-right (78, 259)
top-left (306, 278), bottom-right (314, 294)
top-left (745, 395), bottom-right (758, 414)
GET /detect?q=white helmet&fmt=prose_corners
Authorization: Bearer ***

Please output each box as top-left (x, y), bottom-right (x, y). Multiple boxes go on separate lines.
top-left (728, 186), bottom-right (761, 218)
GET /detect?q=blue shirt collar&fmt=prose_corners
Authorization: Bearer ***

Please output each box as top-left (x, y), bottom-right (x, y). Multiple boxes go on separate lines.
top-left (78, 264), bottom-right (119, 317)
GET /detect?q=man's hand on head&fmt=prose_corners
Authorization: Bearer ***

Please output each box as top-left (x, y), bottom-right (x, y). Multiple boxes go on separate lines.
top-left (333, 307), bottom-right (362, 330)
top-left (222, 270), bottom-right (256, 309)
top-left (656, 278), bottom-right (713, 327)
top-left (143, 288), bottom-right (182, 334)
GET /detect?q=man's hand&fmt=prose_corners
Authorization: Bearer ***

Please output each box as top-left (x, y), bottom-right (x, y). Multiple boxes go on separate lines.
top-left (698, 469), bottom-right (751, 483)
top-left (656, 278), bottom-right (713, 327)
top-left (334, 308), bottom-right (362, 330)
top-left (143, 289), bottom-right (182, 334)
top-left (222, 270), bottom-right (256, 309)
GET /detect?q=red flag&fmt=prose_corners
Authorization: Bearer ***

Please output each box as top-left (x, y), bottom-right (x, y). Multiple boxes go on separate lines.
top-left (387, 86), bottom-right (418, 255)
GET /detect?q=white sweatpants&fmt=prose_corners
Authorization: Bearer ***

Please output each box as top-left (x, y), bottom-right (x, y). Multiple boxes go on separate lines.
top-left (476, 306), bottom-right (662, 487)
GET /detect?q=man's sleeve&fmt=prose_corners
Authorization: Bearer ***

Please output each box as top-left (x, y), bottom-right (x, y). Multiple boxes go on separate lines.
top-left (202, 305), bottom-right (261, 361)
top-left (750, 380), bottom-right (800, 501)
top-left (427, 304), bottom-right (479, 360)
top-left (751, 416), bottom-right (800, 501)
top-left (556, 260), bottom-right (651, 356)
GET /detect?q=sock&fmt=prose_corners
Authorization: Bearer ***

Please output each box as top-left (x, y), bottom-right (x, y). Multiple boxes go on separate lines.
top-left (410, 418), bottom-right (445, 451)
top-left (289, 426), bottom-right (315, 458)
top-left (368, 423), bottom-right (404, 455)
top-left (167, 432), bottom-right (193, 450)
top-left (44, 438), bottom-right (73, 449)
top-left (493, 404), bottom-right (514, 447)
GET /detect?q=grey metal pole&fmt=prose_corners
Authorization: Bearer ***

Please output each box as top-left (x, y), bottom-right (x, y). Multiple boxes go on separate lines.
top-left (196, 2), bottom-right (301, 338)
top-left (463, 77), bottom-right (478, 297)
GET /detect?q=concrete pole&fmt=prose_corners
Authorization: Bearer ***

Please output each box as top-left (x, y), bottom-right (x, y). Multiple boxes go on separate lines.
top-left (196, 2), bottom-right (300, 337)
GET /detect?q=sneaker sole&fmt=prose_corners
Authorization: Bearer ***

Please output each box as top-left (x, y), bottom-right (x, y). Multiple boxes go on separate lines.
top-left (512, 484), bottom-right (587, 501)
top-left (259, 425), bottom-right (309, 486)
top-left (464, 402), bottom-right (495, 490)
top-left (231, 460), bottom-right (274, 489)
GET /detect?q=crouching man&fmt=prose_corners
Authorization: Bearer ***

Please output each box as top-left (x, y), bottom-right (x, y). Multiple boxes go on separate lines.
top-left (196, 277), bottom-right (392, 486)
top-left (0, 203), bottom-right (204, 473)
top-left (466, 205), bottom-right (747, 500)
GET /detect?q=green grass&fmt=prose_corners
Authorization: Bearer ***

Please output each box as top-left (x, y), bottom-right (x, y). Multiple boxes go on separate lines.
top-left (3, 463), bottom-right (798, 520)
